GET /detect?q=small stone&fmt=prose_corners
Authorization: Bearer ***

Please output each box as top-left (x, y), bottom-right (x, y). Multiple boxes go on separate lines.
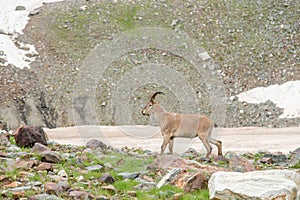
top-left (76, 175), bottom-right (84, 182)
top-left (13, 190), bottom-right (25, 199)
top-left (40, 151), bottom-right (62, 163)
top-left (134, 182), bottom-right (156, 190)
top-left (86, 139), bottom-right (107, 150)
top-left (0, 134), bottom-right (11, 146)
top-left (44, 182), bottom-right (58, 195)
top-left (226, 152), bottom-right (255, 172)
top-left (28, 194), bottom-right (63, 200)
top-left (6, 146), bottom-right (21, 152)
top-left (4, 181), bottom-right (23, 188)
top-left (259, 157), bottom-right (273, 164)
top-left (57, 181), bottom-right (69, 193)
top-left (57, 170), bottom-right (68, 178)
top-left (184, 148), bottom-right (197, 154)
top-left (15, 160), bottom-right (38, 169)
top-left (9, 186), bottom-right (32, 192)
top-left (198, 52), bottom-right (211, 61)
top-left (171, 19), bottom-right (180, 26)
top-left (264, 153), bottom-right (288, 163)
top-left (31, 143), bottom-right (50, 153)
top-left (69, 190), bottom-right (94, 199)
top-left (127, 190), bottom-right (137, 197)
top-left (19, 171), bottom-right (34, 178)
top-left (86, 164), bottom-right (103, 171)
top-left (79, 5), bottom-right (88, 11)
top-left (29, 9), bottom-right (39, 16)
top-left (104, 162), bottom-right (113, 169)
top-left (36, 162), bottom-right (53, 171)
top-left (99, 173), bottom-right (115, 184)
top-left (173, 193), bottom-right (184, 200)
top-left (101, 185), bottom-right (116, 193)
top-left (15, 6), bottom-right (26, 11)
top-left (118, 172), bottom-right (139, 179)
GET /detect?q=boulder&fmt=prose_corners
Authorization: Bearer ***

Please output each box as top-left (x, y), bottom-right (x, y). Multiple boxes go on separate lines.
top-left (157, 168), bottom-right (182, 189)
top-left (86, 139), bottom-right (107, 150)
top-left (13, 125), bottom-right (48, 148)
top-left (149, 155), bottom-right (226, 191)
top-left (226, 152), bottom-right (255, 172)
top-left (264, 152), bottom-right (288, 164)
top-left (209, 170), bottom-right (300, 200)
top-left (31, 143), bottom-right (50, 153)
top-left (40, 151), bottom-right (62, 163)
top-left (171, 171), bottom-right (208, 192)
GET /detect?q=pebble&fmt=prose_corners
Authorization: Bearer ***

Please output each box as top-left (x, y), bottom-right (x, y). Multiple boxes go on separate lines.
top-left (86, 164), bottom-right (103, 171)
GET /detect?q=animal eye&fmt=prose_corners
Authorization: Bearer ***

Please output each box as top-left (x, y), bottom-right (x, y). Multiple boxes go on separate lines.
top-left (149, 104), bottom-right (152, 107)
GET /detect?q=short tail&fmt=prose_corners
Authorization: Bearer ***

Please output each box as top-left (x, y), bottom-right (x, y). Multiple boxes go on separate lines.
top-left (214, 122), bottom-right (218, 128)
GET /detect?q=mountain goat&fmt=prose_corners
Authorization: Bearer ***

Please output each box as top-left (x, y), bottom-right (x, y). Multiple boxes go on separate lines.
top-left (142, 92), bottom-right (222, 158)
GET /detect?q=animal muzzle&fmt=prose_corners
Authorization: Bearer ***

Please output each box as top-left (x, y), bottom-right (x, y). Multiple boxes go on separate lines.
top-left (141, 110), bottom-right (149, 116)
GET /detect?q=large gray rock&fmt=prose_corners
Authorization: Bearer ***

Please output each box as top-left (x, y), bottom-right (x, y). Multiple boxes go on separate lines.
top-left (209, 170), bottom-right (300, 200)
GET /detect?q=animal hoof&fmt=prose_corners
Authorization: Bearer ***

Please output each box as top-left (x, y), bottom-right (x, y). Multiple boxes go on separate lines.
top-left (215, 155), bottom-right (228, 162)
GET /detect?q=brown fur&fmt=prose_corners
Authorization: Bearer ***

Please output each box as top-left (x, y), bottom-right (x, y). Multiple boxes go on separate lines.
top-left (142, 92), bottom-right (222, 158)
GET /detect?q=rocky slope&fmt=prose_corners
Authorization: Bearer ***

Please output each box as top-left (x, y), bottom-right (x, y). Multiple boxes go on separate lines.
top-left (0, 0), bottom-right (299, 129)
top-left (0, 128), bottom-right (299, 199)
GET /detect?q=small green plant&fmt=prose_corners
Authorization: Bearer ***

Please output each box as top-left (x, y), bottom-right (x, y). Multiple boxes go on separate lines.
top-left (25, 190), bottom-right (36, 197)
top-left (114, 179), bottom-right (139, 192)
top-left (116, 5), bottom-right (140, 30)
top-left (291, 161), bottom-right (300, 169)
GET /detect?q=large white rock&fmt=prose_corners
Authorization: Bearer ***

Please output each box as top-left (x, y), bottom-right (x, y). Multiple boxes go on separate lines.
top-left (208, 170), bottom-right (300, 200)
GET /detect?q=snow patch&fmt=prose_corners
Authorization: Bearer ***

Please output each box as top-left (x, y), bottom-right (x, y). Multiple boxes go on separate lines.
top-left (0, 0), bottom-right (63, 69)
top-left (235, 81), bottom-right (300, 118)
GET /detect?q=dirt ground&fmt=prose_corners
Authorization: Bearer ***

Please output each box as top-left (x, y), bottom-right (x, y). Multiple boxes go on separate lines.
top-left (45, 126), bottom-right (300, 154)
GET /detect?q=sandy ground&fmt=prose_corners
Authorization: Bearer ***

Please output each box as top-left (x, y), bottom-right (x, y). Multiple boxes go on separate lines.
top-left (45, 125), bottom-right (300, 154)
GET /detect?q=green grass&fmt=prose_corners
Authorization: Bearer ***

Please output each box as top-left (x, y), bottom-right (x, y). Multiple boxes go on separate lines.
top-left (116, 5), bottom-right (140, 30)
top-left (114, 179), bottom-right (139, 191)
top-left (100, 152), bottom-right (154, 172)
top-left (136, 184), bottom-right (209, 200)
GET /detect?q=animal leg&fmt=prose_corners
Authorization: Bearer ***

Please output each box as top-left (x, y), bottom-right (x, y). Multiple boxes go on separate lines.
top-left (208, 137), bottom-right (223, 156)
top-left (198, 135), bottom-right (212, 157)
top-left (160, 134), bottom-right (171, 155)
top-left (168, 138), bottom-right (174, 155)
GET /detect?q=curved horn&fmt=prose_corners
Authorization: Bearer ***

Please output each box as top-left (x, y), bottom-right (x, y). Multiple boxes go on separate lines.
top-left (150, 92), bottom-right (165, 101)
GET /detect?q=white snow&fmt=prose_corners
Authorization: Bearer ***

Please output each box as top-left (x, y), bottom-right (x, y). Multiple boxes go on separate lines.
top-left (235, 80), bottom-right (300, 118)
top-left (0, 0), bottom-right (63, 69)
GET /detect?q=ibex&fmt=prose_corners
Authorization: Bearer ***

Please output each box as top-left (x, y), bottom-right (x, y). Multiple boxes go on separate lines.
top-left (142, 92), bottom-right (222, 158)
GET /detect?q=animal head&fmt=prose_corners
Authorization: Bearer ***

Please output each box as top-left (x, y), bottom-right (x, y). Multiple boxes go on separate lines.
top-left (141, 92), bottom-right (164, 116)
